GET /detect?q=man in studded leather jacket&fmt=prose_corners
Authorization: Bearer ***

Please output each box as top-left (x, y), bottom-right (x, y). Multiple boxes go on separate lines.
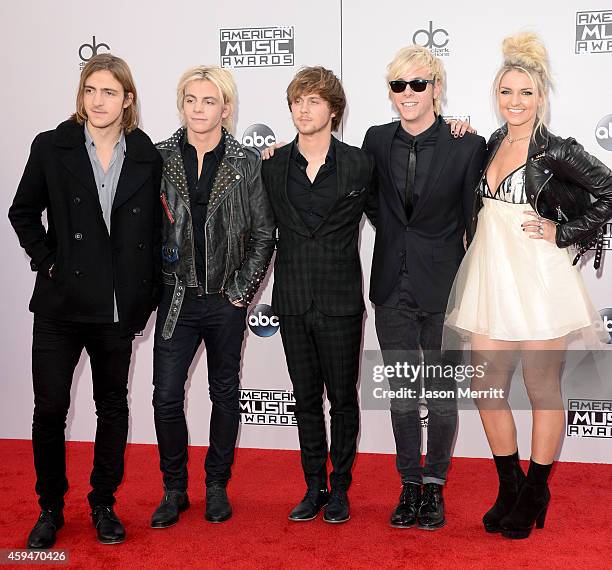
top-left (149, 66), bottom-right (275, 530)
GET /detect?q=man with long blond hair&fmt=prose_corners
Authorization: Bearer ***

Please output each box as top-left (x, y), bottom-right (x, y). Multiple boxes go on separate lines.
top-left (9, 53), bottom-right (163, 548)
top-left (150, 65), bottom-right (274, 529)
top-left (363, 45), bottom-right (485, 530)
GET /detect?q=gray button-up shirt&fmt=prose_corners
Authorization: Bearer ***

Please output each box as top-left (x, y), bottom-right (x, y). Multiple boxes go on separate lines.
top-left (84, 123), bottom-right (126, 322)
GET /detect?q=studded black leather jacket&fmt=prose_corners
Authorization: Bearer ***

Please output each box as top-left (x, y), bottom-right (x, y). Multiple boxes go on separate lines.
top-left (472, 124), bottom-right (612, 266)
top-left (156, 127), bottom-right (275, 339)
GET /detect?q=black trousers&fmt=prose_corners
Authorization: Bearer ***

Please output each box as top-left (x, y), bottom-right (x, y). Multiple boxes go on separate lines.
top-left (31, 314), bottom-right (133, 510)
top-left (152, 289), bottom-right (247, 490)
top-left (279, 305), bottom-right (363, 491)
top-left (375, 305), bottom-right (457, 485)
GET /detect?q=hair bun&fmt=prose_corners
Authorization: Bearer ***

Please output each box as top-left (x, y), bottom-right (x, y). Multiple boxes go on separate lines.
top-left (502, 32), bottom-right (548, 75)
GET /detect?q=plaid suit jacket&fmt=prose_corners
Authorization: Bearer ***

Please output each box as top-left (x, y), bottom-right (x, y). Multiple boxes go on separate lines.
top-left (262, 137), bottom-right (374, 316)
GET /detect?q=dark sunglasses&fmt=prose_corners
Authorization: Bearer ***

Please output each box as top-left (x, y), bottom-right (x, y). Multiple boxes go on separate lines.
top-left (389, 78), bottom-right (435, 93)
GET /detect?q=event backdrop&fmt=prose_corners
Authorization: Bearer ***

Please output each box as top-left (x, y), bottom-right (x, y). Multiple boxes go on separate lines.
top-left (1, 0), bottom-right (611, 463)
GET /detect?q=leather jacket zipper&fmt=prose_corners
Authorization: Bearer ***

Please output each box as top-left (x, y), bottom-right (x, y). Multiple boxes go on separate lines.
top-left (221, 199), bottom-right (234, 289)
top-left (534, 171), bottom-right (553, 216)
top-left (185, 200), bottom-right (198, 288)
top-left (556, 204), bottom-right (569, 222)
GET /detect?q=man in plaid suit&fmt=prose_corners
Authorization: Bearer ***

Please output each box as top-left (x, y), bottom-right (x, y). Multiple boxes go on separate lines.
top-left (262, 67), bottom-right (373, 524)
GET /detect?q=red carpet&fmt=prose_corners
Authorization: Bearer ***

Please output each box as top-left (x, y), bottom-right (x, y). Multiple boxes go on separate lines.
top-left (0, 439), bottom-right (610, 569)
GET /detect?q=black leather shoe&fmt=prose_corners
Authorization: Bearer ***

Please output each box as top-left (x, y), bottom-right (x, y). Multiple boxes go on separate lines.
top-left (91, 505), bottom-right (125, 544)
top-left (205, 483), bottom-right (232, 523)
top-left (288, 488), bottom-right (329, 521)
top-left (27, 510), bottom-right (64, 549)
top-left (390, 483), bottom-right (421, 528)
top-left (417, 483), bottom-right (445, 530)
top-left (323, 489), bottom-right (350, 523)
top-left (151, 490), bottom-right (190, 528)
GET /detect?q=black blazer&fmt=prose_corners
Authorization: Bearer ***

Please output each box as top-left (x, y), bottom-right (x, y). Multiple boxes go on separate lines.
top-left (9, 119), bottom-right (163, 334)
top-left (262, 138), bottom-right (373, 316)
top-left (363, 120), bottom-right (486, 312)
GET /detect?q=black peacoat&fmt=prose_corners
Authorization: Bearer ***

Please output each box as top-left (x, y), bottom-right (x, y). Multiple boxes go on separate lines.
top-left (9, 119), bottom-right (163, 334)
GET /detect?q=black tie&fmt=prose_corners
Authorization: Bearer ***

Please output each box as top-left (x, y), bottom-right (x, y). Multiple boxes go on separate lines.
top-left (404, 139), bottom-right (416, 218)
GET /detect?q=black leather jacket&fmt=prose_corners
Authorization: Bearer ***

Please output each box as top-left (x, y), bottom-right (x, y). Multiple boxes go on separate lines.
top-left (472, 124), bottom-right (612, 264)
top-left (157, 127), bottom-right (275, 339)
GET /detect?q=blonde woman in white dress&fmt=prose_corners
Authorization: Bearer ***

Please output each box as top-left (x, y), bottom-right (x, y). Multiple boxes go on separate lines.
top-left (445, 32), bottom-right (612, 539)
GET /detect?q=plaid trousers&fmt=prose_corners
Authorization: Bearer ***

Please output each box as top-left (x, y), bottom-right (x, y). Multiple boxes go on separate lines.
top-left (279, 305), bottom-right (363, 491)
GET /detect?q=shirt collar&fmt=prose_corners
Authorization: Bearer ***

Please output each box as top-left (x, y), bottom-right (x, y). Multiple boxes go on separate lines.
top-left (291, 134), bottom-right (336, 165)
top-left (84, 122), bottom-right (126, 153)
top-left (180, 130), bottom-right (226, 161)
top-left (396, 115), bottom-right (441, 145)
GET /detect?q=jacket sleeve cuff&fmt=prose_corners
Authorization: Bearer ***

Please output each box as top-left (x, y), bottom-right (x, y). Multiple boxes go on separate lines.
top-left (224, 276), bottom-right (245, 304)
top-left (31, 252), bottom-right (56, 275)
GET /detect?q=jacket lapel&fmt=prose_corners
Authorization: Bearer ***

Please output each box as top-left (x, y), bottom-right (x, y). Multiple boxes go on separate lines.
top-left (60, 145), bottom-right (99, 200)
top-left (384, 122), bottom-right (408, 224)
top-left (309, 139), bottom-right (348, 234)
top-left (206, 131), bottom-right (246, 220)
top-left (334, 141), bottom-right (348, 202)
top-left (112, 158), bottom-right (153, 212)
top-left (410, 124), bottom-right (454, 221)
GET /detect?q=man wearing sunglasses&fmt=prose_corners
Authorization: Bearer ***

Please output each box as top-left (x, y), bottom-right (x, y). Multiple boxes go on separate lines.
top-left (362, 45), bottom-right (485, 530)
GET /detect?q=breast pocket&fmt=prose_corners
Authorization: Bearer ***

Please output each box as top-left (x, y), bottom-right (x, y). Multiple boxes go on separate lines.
top-left (346, 187), bottom-right (366, 198)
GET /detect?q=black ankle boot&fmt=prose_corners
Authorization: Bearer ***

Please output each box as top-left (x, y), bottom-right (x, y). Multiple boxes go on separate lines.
top-left (500, 459), bottom-right (552, 539)
top-left (482, 451), bottom-right (526, 533)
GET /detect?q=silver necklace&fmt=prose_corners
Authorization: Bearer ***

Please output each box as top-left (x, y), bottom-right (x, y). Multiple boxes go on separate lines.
top-left (506, 134), bottom-right (530, 144)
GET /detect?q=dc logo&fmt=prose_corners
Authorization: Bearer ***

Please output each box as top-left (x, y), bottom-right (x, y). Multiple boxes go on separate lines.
top-left (413, 21), bottom-right (449, 49)
top-left (78, 36), bottom-right (110, 62)
top-left (599, 309), bottom-right (612, 344)
top-left (248, 304), bottom-right (280, 337)
top-left (595, 115), bottom-right (612, 151)
top-left (242, 124), bottom-right (276, 152)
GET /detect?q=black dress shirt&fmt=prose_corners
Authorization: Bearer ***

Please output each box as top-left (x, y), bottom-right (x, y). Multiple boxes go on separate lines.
top-left (384, 116), bottom-right (442, 310)
top-left (180, 131), bottom-right (225, 285)
top-left (287, 136), bottom-right (337, 233)
top-left (390, 116), bottom-right (440, 212)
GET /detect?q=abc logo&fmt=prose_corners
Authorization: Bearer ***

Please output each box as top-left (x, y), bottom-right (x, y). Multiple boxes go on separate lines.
top-left (595, 115), bottom-right (612, 151)
top-left (248, 304), bottom-right (280, 337)
top-left (599, 308), bottom-right (612, 344)
top-left (413, 21), bottom-right (449, 49)
top-left (242, 124), bottom-right (276, 152)
top-left (78, 36), bottom-right (110, 62)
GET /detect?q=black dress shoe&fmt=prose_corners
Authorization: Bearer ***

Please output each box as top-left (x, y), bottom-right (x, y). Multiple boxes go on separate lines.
top-left (323, 489), bottom-right (350, 523)
top-left (288, 488), bottom-right (329, 521)
top-left (417, 483), bottom-right (446, 530)
top-left (205, 483), bottom-right (232, 523)
top-left (151, 490), bottom-right (190, 528)
top-left (91, 505), bottom-right (125, 544)
top-left (390, 483), bottom-right (421, 528)
top-left (27, 510), bottom-right (64, 549)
